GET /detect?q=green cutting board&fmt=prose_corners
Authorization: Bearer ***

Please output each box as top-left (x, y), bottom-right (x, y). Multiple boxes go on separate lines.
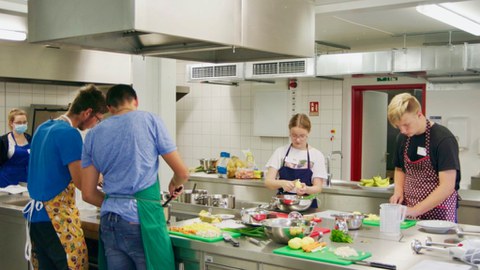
top-left (169, 230), bottom-right (241, 243)
top-left (363, 219), bottom-right (417, 229)
top-left (273, 246), bottom-right (371, 265)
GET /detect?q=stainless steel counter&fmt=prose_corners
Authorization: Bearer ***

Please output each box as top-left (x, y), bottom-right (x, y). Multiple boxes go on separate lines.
top-left (188, 173), bottom-right (480, 225)
top-left (0, 193), bottom-right (477, 270)
top-left (171, 214), bottom-right (477, 270)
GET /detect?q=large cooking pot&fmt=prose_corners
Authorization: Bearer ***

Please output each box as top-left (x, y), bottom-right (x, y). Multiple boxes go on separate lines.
top-left (177, 189), bottom-right (208, 205)
top-left (206, 194), bottom-right (235, 209)
top-left (262, 218), bottom-right (307, 244)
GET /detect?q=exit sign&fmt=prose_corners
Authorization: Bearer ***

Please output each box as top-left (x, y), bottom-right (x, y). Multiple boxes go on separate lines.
top-left (377, 77), bottom-right (398, 82)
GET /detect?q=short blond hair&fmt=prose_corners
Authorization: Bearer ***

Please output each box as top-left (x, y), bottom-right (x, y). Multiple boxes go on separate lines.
top-left (387, 93), bottom-right (421, 127)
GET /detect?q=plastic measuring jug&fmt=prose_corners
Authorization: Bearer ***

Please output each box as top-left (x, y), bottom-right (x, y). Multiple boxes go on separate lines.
top-left (379, 203), bottom-right (407, 235)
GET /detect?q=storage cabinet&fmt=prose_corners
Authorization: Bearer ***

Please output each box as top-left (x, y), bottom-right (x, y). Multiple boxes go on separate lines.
top-left (174, 246), bottom-right (201, 270)
top-left (0, 211), bottom-right (29, 270)
top-left (204, 253), bottom-right (257, 270)
top-left (260, 263), bottom-right (300, 270)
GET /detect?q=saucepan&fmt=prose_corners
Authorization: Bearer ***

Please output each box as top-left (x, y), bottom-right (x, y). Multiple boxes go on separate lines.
top-left (206, 194), bottom-right (235, 209)
top-left (177, 189), bottom-right (208, 205)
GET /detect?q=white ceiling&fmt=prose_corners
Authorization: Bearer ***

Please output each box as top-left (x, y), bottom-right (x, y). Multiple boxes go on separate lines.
top-left (314, 0), bottom-right (480, 52)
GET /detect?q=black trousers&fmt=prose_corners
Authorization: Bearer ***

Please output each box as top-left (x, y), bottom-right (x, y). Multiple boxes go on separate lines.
top-left (30, 222), bottom-right (68, 270)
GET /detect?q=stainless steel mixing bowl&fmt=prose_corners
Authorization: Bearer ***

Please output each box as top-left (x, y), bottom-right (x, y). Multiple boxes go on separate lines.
top-left (273, 194), bottom-right (313, 212)
top-left (347, 213), bottom-right (365, 230)
top-left (331, 213), bottom-right (364, 230)
top-left (262, 218), bottom-right (306, 244)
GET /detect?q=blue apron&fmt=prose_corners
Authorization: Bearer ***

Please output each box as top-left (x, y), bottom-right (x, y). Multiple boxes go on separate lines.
top-left (0, 133), bottom-right (30, 187)
top-left (277, 144), bottom-right (317, 208)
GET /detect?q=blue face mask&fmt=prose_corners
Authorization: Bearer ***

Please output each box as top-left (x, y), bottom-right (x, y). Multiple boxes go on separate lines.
top-left (14, 124), bottom-right (28, 134)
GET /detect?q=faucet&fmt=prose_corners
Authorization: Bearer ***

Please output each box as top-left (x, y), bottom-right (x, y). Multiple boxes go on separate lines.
top-left (325, 151), bottom-right (343, 187)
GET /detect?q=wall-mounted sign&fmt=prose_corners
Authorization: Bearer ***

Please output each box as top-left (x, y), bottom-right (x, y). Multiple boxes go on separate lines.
top-left (309, 101), bottom-right (319, 116)
top-left (376, 77), bottom-right (398, 82)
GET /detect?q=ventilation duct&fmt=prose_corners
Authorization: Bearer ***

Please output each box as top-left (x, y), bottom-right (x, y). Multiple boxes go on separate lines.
top-left (316, 51), bottom-right (393, 76)
top-left (28, 0), bottom-right (314, 63)
top-left (313, 44), bottom-right (480, 83)
top-left (187, 63), bottom-right (244, 86)
top-left (466, 43), bottom-right (480, 72)
top-left (245, 58), bottom-right (315, 79)
top-left (394, 44), bottom-right (480, 83)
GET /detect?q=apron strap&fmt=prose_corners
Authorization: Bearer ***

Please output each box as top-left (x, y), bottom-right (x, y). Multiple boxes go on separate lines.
top-left (22, 200), bottom-right (44, 266)
top-left (282, 145), bottom-right (293, 167)
top-left (282, 144), bottom-right (310, 168)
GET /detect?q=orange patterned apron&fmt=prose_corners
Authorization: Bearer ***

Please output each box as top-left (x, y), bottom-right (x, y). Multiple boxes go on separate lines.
top-left (42, 182), bottom-right (88, 270)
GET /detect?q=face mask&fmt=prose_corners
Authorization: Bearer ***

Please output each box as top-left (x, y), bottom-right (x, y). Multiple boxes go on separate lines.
top-left (14, 124), bottom-right (28, 134)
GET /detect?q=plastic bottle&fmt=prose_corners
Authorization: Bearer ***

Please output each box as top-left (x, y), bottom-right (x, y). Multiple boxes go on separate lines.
top-left (217, 152), bottom-right (230, 178)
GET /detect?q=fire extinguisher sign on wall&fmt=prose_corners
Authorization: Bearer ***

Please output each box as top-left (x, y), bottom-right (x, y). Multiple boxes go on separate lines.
top-left (309, 101), bottom-right (319, 116)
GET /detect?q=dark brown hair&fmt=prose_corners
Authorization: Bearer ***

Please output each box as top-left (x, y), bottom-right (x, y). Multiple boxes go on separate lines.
top-left (68, 84), bottom-right (107, 115)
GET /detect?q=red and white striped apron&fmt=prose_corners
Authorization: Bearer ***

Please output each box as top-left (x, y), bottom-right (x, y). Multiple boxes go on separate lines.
top-left (403, 120), bottom-right (457, 222)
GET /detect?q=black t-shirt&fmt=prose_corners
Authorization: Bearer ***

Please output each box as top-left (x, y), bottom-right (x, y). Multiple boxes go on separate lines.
top-left (393, 123), bottom-right (461, 190)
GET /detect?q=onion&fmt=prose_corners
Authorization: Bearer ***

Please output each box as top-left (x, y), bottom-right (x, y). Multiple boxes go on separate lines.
top-left (334, 246), bottom-right (359, 258)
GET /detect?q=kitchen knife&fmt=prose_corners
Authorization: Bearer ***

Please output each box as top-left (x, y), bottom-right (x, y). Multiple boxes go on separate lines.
top-left (222, 233), bottom-right (240, 247)
top-left (341, 259), bottom-right (396, 270)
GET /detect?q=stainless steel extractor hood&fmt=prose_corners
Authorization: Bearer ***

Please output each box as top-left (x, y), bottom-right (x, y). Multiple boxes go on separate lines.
top-left (28, 0), bottom-right (315, 63)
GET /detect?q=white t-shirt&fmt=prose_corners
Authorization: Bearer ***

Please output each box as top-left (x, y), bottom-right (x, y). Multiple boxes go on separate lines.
top-left (266, 144), bottom-right (328, 180)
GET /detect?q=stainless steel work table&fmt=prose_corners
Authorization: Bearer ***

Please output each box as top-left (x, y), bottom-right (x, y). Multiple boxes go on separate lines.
top-left (170, 215), bottom-right (478, 270)
top-left (0, 194), bottom-right (477, 270)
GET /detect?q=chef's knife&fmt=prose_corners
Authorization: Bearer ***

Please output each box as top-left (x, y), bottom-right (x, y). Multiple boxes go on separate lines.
top-left (222, 233), bottom-right (240, 247)
top-left (341, 259), bottom-right (396, 270)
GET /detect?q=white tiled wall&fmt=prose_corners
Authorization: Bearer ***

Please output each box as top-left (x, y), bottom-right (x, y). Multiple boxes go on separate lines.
top-left (0, 82), bottom-right (79, 134)
top-left (176, 62), bottom-right (344, 179)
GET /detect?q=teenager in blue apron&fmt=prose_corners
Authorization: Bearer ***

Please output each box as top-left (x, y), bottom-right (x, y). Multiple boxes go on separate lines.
top-left (0, 109), bottom-right (31, 187)
top-left (265, 113), bottom-right (328, 208)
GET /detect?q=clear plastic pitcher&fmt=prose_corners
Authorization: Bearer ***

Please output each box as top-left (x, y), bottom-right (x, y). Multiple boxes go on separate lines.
top-left (380, 203), bottom-right (407, 236)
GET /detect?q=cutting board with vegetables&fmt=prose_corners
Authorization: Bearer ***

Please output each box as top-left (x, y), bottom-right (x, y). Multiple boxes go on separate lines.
top-left (169, 231), bottom-right (240, 243)
top-left (363, 219), bottom-right (417, 229)
top-left (273, 246), bottom-right (371, 265)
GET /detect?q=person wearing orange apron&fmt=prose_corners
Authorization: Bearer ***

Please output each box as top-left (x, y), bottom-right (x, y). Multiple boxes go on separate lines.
top-left (23, 85), bottom-right (107, 270)
top-left (388, 93), bottom-right (460, 221)
top-left (265, 113), bottom-right (327, 208)
top-left (81, 84), bottom-right (189, 270)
